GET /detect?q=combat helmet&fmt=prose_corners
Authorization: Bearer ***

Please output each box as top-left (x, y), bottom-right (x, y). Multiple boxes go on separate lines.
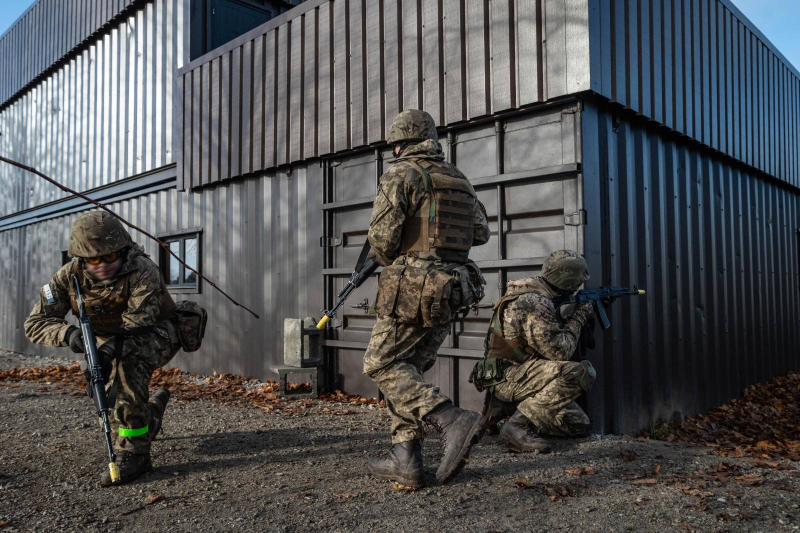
top-left (541, 250), bottom-right (589, 292)
top-left (387, 109), bottom-right (438, 144)
top-left (68, 211), bottom-right (133, 258)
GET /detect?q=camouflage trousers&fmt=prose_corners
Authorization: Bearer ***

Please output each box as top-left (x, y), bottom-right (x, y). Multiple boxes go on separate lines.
top-left (102, 320), bottom-right (181, 455)
top-left (364, 316), bottom-right (450, 444)
top-left (491, 358), bottom-right (596, 437)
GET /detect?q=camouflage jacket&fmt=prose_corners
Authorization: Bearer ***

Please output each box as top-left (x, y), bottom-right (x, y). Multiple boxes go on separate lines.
top-left (500, 277), bottom-right (593, 362)
top-left (368, 139), bottom-right (490, 266)
top-left (24, 245), bottom-right (175, 354)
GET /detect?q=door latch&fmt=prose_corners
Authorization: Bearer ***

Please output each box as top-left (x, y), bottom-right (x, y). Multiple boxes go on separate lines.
top-left (564, 209), bottom-right (586, 226)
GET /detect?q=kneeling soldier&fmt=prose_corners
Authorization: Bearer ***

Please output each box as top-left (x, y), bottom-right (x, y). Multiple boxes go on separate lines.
top-left (476, 250), bottom-right (597, 453)
top-left (25, 211), bottom-right (183, 485)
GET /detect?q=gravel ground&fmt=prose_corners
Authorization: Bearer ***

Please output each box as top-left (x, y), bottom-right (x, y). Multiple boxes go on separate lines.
top-left (1, 350), bottom-right (799, 533)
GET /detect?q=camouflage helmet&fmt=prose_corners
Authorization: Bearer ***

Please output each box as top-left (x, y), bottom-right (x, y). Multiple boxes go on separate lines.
top-left (387, 109), bottom-right (438, 144)
top-left (68, 211), bottom-right (133, 258)
top-left (541, 250), bottom-right (590, 292)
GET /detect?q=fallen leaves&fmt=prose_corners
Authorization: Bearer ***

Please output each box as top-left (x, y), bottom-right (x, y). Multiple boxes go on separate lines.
top-left (564, 466), bottom-right (596, 476)
top-left (0, 363), bottom-right (381, 417)
top-left (678, 523), bottom-right (696, 531)
top-left (619, 450), bottom-right (638, 462)
top-left (630, 478), bottom-right (658, 486)
top-left (733, 474), bottom-right (764, 486)
top-left (144, 494), bottom-right (166, 505)
top-left (663, 371), bottom-right (800, 461)
top-left (514, 477), bottom-right (580, 502)
top-left (652, 464), bottom-right (661, 475)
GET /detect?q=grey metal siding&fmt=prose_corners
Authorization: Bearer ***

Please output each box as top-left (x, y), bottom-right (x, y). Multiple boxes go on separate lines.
top-left (0, 0), bottom-right (191, 217)
top-left (177, 0), bottom-right (593, 189)
top-left (0, 0), bottom-right (143, 107)
top-left (590, 0), bottom-right (800, 188)
top-left (0, 166), bottom-right (323, 380)
top-left (581, 99), bottom-right (800, 435)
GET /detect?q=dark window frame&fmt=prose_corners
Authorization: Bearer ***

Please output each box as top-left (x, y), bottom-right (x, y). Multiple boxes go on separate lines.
top-left (158, 228), bottom-right (203, 294)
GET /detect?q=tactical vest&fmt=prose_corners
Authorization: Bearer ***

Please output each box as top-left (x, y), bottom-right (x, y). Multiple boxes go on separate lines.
top-left (399, 159), bottom-right (476, 263)
top-left (68, 263), bottom-right (176, 334)
top-left (484, 290), bottom-right (539, 364)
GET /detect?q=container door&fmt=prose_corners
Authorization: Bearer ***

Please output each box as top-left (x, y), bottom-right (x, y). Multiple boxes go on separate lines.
top-left (320, 102), bottom-right (584, 409)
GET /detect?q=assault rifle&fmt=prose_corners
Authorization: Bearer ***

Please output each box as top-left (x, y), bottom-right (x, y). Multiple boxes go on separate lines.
top-left (552, 285), bottom-right (645, 330)
top-left (317, 242), bottom-right (379, 329)
top-left (71, 274), bottom-right (120, 484)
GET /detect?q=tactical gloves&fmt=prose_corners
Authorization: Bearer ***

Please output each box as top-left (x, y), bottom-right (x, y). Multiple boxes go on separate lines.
top-left (67, 326), bottom-right (86, 354)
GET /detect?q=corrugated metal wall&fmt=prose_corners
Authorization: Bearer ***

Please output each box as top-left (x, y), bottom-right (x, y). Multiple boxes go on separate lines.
top-left (0, 0), bottom-right (144, 106)
top-left (589, 0), bottom-right (800, 187)
top-left (0, 166), bottom-right (323, 379)
top-left (581, 98), bottom-right (800, 434)
top-left (176, 0), bottom-right (592, 189)
top-left (0, 0), bottom-right (190, 217)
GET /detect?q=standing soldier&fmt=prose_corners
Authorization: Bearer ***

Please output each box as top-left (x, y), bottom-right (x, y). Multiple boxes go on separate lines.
top-left (365, 109), bottom-right (491, 488)
top-left (24, 211), bottom-right (184, 486)
top-left (474, 250), bottom-right (597, 453)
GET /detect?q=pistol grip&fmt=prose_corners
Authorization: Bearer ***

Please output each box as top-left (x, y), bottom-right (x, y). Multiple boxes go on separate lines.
top-left (595, 301), bottom-right (611, 330)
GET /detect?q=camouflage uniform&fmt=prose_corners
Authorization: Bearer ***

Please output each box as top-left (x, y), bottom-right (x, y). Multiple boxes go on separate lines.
top-left (24, 214), bottom-right (180, 456)
top-left (364, 111), bottom-right (490, 445)
top-left (487, 251), bottom-right (596, 437)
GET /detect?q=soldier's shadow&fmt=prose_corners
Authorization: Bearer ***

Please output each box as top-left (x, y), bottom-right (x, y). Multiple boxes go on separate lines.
top-left (149, 429), bottom-right (378, 477)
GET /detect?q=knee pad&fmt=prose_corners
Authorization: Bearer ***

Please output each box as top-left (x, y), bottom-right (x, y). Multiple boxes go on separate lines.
top-left (579, 360), bottom-right (596, 392)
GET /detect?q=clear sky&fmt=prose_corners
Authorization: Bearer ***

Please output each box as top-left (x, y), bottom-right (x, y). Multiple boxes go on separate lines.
top-left (0, 0), bottom-right (798, 72)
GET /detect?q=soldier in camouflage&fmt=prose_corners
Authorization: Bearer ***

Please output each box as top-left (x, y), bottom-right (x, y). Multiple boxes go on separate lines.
top-left (365, 109), bottom-right (491, 488)
top-left (24, 211), bottom-right (181, 485)
top-left (481, 250), bottom-right (596, 453)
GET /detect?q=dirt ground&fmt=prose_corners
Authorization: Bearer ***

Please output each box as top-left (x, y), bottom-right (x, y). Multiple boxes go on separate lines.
top-left (1, 351), bottom-right (798, 533)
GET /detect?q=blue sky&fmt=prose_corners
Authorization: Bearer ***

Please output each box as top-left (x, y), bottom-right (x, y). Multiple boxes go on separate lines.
top-left (0, 0), bottom-right (798, 71)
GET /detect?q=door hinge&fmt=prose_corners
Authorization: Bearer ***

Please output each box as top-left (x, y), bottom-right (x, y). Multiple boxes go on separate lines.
top-left (564, 209), bottom-right (587, 226)
top-left (319, 236), bottom-right (343, 248)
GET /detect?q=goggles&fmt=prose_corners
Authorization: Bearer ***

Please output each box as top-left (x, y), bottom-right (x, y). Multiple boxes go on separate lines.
top-left (84, 250), bottom-right (123, 265)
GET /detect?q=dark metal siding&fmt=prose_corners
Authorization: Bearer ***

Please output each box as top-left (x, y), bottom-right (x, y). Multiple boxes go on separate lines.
top-left (0, 0), bottom-right (145, 107)
top-left (0, 165), bottom-right (324, 380)
top-left (0, 0), bottom-right (190, 217)
top-left (177, 0), bottom-right (593, 189)
top-left (590, 0), bottom-right (800, 188)
top-left (581, 99), bottom-right (800, 435)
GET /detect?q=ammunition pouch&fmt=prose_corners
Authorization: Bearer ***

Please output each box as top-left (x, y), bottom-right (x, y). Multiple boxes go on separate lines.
top-left (469, 358), bottom-right (510, 392)
top-left (448, 261), bottom-right (486, 313)
top-left (172, 301), bottom-right (208, 352)
top-left (375, 264), bottom-right (454, 327)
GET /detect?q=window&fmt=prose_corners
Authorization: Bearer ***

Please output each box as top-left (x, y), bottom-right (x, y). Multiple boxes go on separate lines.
top-left (158, 229), bottom-right (202, 293)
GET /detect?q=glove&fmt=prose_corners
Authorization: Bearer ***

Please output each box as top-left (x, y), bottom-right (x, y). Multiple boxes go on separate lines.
top-left (67, 326), bottom-right (85, 354)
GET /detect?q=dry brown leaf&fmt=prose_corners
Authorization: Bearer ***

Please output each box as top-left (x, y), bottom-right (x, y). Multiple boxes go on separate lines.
top-left (515, 476), bottom-right (535, 489)
top-left (619, 450), bottom-right (638, 462)
top-left (564, 466), bottom-right (597, 476)
top-left (652, 464), bottom-right (661, 475)
top-left (631, 478), bottom-right (658, 486)
top-left (0, 521), bottom-right (10, 528)
top-left (738, 511), bottom-right (756, 521)
top-left (734, 474), bottom-right (764, 487)
top-left (144, 494), bottom-right (166, 505)
top-left (685, 499), bottom-right (708, 512)
top-left (678, 523), bottom-right (696, 531)
top-left (716, 513), bottom-right (732, 522)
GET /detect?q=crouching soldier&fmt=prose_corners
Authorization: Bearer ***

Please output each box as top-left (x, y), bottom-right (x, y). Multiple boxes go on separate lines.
top-left (24, 211), bottom-right (205, 486)
top-left (472, 250), bottom-right (597, 453)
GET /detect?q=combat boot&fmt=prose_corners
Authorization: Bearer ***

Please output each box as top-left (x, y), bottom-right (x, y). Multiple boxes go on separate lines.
top-left (100, 452), bottom-right (152, 486)
top-left (423, 402), bottom-right (486, 484)
top-left (499, 410), bottom-right (552, 453)
top-left (148, 389), bottom-right (170, 440)
top-left (367, 440), bottom-right (425, 488)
